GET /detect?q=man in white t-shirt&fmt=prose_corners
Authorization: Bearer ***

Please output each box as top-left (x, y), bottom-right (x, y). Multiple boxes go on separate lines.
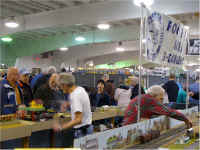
top-left (53, 73), bottom-right (93, 138)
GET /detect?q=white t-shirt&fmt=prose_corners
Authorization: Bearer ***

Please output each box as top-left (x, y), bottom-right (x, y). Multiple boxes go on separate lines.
top-left (114, 88), bottom-right (131, 107)
top-left (70, 86), bottom-right (92, 128)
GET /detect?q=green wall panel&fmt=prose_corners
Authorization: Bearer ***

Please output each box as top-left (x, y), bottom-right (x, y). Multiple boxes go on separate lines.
top-left (2, 26), bottom-right (139, 66)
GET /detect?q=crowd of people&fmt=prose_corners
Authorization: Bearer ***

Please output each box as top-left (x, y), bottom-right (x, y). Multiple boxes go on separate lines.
top-left (0, 66), bottom-right (199, 147)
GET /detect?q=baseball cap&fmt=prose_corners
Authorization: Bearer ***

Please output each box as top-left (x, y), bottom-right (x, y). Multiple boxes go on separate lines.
top-left (19, 68), bottom-right (30, 75)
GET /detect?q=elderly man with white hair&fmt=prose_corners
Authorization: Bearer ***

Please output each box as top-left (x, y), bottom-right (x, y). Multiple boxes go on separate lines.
top-left (123, 85), bottom-right (192, 129)
top-left (53, 73), bottom-right (93, 139)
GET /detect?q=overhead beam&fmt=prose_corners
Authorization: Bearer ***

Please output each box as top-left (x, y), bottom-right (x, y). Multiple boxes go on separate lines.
top-left (27, 0), bottom-right (54, 10)
top-left (0, 0), bottom-right (198, 35)
top-left (1, 4), bottom-right (30, 15)
top-left (3, 1), bottom-right (40, 13)
top-left (48, 0), bottom-right (68, 8)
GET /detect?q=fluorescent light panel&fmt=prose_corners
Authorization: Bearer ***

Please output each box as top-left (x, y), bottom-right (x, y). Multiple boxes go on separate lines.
top-left (60, 47), bottom-right (69, 51)
top-left (5, 21), bottom-right (19, 28)
top-left (116, 47), bottom-right (125, 52)
top-left (1, 37), bottom-right (13, 42)
top-left (75, 36), bottom-right (85, 41)
top-left (97, 24), bottom-right (110, 30)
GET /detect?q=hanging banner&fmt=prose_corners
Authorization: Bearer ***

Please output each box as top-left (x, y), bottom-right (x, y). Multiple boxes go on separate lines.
top-left (187, 39), bottom-right (200, 55)
top-left (145, 11), bottom-right (189, 66)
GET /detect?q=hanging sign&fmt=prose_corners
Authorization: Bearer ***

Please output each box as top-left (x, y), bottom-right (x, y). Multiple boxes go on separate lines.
top-left (187, 39), bottom-right (200, 55)
top-left (145, 11), bottom-right (189, 66)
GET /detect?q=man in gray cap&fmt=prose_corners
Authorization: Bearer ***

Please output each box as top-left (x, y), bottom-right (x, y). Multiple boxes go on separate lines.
top-left (18, 68), bottom-right (33, 105)
top-left (53, 73), bottom-right (93, 139)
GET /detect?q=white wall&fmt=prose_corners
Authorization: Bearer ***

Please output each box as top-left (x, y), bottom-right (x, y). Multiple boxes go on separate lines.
top-left (15, 55), bottom-right (54, 71)
top-left (15, 41), bottom-right (139, 70)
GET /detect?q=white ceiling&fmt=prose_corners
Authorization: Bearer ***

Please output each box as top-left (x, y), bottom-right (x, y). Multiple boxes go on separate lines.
top-left (2, 0), bottom-right (200, 69)
top-left (0, 0), bottom-right (199, 36)
top-left (4, 12), bottom-right (199, 41)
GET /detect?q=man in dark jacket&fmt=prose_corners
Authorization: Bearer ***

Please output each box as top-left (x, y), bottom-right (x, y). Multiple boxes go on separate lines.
top-left (130, 76), bottom-right (145, 99)
top-left (90, 80), bottom-right (110, 107)
top-left (31, 66), bottom-right (57, 95)
top-left (162, 73), bottom-right (179, 103)
top-left (90, 79), bottom-right (111, 128)
top-left (18, 69), bottom-right (33, 106)
top-left (34, 73), bottom-right (65, 109)
top-left (32, 73), bottom-right (51, 95)
top-left (0, 67), bottom-right (24, 115)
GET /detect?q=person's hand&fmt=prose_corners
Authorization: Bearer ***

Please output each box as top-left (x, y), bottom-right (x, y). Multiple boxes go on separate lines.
top-left (17, 104), bottom-right (27, 118)
top-left (35, 99), bottom-right (43, 104)
top-left (189, 92), bottom-right (194, 97)
top-left (60, 101), bottom-right (69, 112)
top-left (52, 121), bottom-right (62, 132)
top-left (97, 87), bottom-right (103, 94)
top-left (97, 88), bottom-right (101, 94)
top-left (185, 120), bottom-right (193, 129)
top-left (18, 104), bottom-right (26, 108)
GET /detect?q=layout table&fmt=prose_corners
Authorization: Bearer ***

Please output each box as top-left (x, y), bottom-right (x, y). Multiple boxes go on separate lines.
top-left (129, 113), bottom-right (199, 149)
top-left (0, 120), bottom-right (33, 147)
top-left (159, 115), bottom-right (200, 150)
top-left (0, 108), bottom-right (124, 148)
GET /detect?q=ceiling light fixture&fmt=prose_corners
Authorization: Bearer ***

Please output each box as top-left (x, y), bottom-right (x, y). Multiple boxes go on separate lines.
top-left (97, 24), bottom-right (110, 30)
top-left (187, 63), bottom-right (196, 66)
top-left (116, 47), bottom-right (125, 52)
top-left (184, 26), bottom-right (190, 30)
top-left (134, 0), bottom-right (154, 7)
top-left (1, 37), bottom-right (13, 42)
top-left (75, 36), bottom-right (85, 42)
top-left (196, 68), bottom-right (200, 72)
top-left (142, 39), bottom-right (147, 43)
top-left (59, 47), bottom-right (69, 51)
top-left (89, 63), bottom-right (94, 67)
top-left (183, 66), bottom-right (188, 71)
top-left (4, 16), bottom-right (19, 28)
top-left (116, 41), bottom-right (125, 52)
top-left (138, 66), bottom-right (144, 70)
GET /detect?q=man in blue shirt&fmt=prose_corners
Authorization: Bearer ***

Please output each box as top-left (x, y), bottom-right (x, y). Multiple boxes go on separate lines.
top-left (189, 76), bottom-right (199, 106)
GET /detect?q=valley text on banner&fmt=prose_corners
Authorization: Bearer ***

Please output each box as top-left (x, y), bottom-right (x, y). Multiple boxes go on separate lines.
top-left (144, 11), bottom-right (189, 66)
